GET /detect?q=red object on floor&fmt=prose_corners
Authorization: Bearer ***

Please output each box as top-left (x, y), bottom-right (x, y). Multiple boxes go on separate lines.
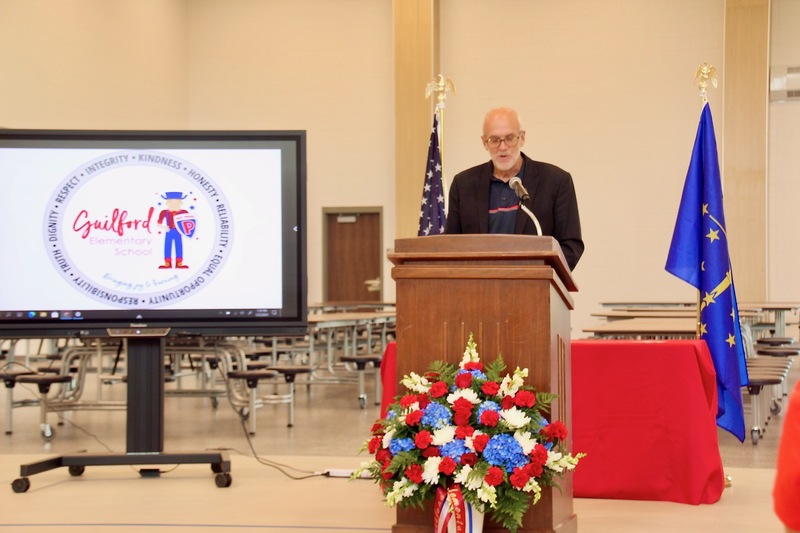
top-left (571, 339), bottom-right (725, 504)
top-left (380, 341), bottom-right (397, 418)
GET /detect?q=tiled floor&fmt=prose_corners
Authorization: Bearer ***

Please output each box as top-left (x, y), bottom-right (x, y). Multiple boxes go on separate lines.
top-left (0, 342), bottom-right (794, 531)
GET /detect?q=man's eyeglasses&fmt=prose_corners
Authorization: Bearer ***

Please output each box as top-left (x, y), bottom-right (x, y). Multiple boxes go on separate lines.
top-left (484, 133), bottom-right (522, 148)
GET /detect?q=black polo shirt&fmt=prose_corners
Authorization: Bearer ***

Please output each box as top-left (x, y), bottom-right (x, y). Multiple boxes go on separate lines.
top-left (487, 166), bottom-right (523, 234)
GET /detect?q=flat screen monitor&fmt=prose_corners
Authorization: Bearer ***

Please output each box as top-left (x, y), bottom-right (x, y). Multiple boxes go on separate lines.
top-left (0, 129), bottom-right (307, 338)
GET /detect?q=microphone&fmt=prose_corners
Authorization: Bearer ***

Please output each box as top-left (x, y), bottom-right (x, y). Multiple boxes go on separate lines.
top-left (508, 176), bottom-right (530, 202)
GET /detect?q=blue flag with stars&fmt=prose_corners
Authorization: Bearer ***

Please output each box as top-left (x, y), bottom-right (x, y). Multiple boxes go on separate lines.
top-left (417, 111), bottom-right (446, 236)
top-left (666, 103), bottom-right (748, 442)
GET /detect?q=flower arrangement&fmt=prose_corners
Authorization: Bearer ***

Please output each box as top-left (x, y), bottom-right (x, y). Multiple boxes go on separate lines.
top-left (354, 335), bottom-right (584, 533)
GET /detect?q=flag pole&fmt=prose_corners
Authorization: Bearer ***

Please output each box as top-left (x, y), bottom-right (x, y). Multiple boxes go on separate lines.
top-left (693, 60), bottom-right (734, 487)
top-left (693, 61), bottom-right (718, 339)
top-left (425, 75), bottom-right (455, 203)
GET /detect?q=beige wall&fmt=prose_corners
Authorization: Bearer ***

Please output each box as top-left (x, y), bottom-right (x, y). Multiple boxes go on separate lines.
top-left (182, 0), bottom-right (395, 305)
top-left (439, 0), bottom-right (725, 335)
top-left (1, 0), bottom-right (793, 338)
top-left (0, 0), bottom-right (187, 129)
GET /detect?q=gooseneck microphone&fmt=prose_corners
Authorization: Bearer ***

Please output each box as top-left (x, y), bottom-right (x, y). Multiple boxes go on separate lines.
top-left (508, 177), bottom-right (542, 236)
top-left (508, 176), bottom-right (530, 202)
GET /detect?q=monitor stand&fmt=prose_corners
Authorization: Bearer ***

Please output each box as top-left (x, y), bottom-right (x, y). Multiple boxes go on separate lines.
top-left (11, 336), bottom-right (231, 493)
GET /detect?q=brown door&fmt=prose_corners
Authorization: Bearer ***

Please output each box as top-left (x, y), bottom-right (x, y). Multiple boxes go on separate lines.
top-left (324, 210), bottom-right (381, 302)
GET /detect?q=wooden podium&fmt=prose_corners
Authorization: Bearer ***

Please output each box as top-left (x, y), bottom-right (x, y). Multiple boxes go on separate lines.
top-left (387, 235), bottom-right (578, 533)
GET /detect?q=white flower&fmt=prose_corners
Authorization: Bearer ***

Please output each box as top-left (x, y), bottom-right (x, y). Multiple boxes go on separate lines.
top-left (476, 484), bottom-right (497, 507)
top-left (381, 429), bottom-right (395, 449)
top-left (422, 457), bottom-right (443, 484)
top-left (547, 450), bottom-right (581, 473)
top-left (513, 430), bottom-right (537, 454)
top-left (386, 478), bottom-right (418, 506)
top-left (460, 336), bottom-right (480, 368)
top-left (431, 425), bottom-right (456, 445)
top-left (501, 406), bottom-right (531, 429)
top-left (447, 388), bottom-right (481, 405)
top-left (453, 464), bottom-right (483, 491)
top-left (523, 478), bottom-right (542, 505)
top-left (401, 372), bottom-right (431, 393)
top-left (499, 367), bottom-right (529, 396)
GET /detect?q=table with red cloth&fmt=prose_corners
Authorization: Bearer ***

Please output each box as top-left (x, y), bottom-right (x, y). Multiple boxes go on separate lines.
top-left (571, 339), bottom-right (725, 504)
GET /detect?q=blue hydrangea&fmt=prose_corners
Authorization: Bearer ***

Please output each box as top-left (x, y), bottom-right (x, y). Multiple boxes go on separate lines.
top-left (439, 439), bottom-right (468, 461)
top-left (389, 437), bottom-right (416, 455)
top-left (421, 402), bottom-right (452, 429)
top-left (458, 368), bottom-right (488, 381)
top-left (483, 434), bottom-right (529, 472)
top-left (476, 401), bottom-right (501, 421)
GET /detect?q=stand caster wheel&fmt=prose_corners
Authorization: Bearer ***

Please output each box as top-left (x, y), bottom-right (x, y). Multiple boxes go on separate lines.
top-left (770, 400), bottom-right (781, 415)
top-left (68, 465), bottom-right (85, 477)
top-left (211, 397), bottom-right (219, 409)
top-left (751, 428), bottom-right (760, 445)
top-left (11, 477), bottom-right (30, 493)
top-left (41, 424), bottom-right (55, 442)
top-left (358, 395), bottom-right (367, 409)
top-left (215, 472), bottom-right (232, 487)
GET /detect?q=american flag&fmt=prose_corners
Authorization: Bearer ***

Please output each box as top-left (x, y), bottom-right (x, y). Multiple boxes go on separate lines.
top-left (417, 111), bottom-right (446, 236)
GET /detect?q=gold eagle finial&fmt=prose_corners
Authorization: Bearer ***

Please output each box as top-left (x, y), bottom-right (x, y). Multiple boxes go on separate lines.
top-left (694, 62), bottom-right (718, 103)
top-left (425, 74), bottom-right (456, 108)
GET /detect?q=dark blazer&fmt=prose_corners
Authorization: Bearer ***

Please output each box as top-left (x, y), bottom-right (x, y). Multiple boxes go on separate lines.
top-left (445, 152), bottom-right (584, 270)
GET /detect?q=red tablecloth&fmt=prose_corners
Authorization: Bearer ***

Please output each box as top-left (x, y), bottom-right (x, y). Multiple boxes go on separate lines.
top-left (380, 341), bottom-right (397, 418)
top-left (571, 339), bottom-right (724, 504)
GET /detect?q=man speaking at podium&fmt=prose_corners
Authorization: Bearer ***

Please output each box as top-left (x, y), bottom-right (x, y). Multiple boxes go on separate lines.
top-left (444, 107), bottom-right (584, 271)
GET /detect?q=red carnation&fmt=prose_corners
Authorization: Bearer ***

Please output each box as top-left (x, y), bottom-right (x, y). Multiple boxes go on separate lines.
top-left (405, 410), bottom-right (424, 426)
top-left (510, 467), bottom-right (531, 489)
top-left (501, 395), bottom-right (516, 410)
top-left (368, 435), bottom-right (383, 454)
top-left (463, 361), bottom-right (483, 371)
top-left (524, 460), bottom-right (543, 477)
top-left (481, 381), bottom-right (500, 396)
top-left (453, 397), bottom-right (473, 411)
top-left (415, 430), bottom-right (433, 449)
top-left (439, 456), bottom-right (457, 475)
top-left (399, 394), bottom-right (418, 408)
top-left (375, 448), bottom-right (392, 463)
top-left (455, 372), bottom-right (473, 389)
top-left (514, 390), bottom-right (536, 408)
top-left (422, 446), bottom-right (441, 458)
top-left (542, 420), bottom-right (568, 442)
top-left (370, 422), bottom-right (384, 433)
top-left (531, 443), bottom-right (548, 465)
top-left (417, 394), bottom-right (431, 409)
top-left (460, 452), bottom-right (478, 467)
top-left (429, 381), bottom-right (448, 398)
top-left (455, 426), bottom-right (475, 439)
top-left (471, 433), bottom-right (490, 452)
top-left (405, 464), bottom-right (424, 484)
top-left (480, 410), bottom-right (500, 427)
top-left (454, 410), bottom-right (472, 427)
top-left (484, 466), bottom-right (504, 487)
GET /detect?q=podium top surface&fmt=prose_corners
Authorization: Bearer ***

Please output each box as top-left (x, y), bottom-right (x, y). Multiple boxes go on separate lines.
top-left (390, 234), bottom-right (576, 292)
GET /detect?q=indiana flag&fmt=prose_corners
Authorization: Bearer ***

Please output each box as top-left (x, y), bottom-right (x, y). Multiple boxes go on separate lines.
top-left (417, 111), bottom-right (446, 236)
top-left (666, 102), bottom-right (748, 442)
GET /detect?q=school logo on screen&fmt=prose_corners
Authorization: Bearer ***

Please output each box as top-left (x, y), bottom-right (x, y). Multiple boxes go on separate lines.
top-left (44, 150), bottom-right (233, 308)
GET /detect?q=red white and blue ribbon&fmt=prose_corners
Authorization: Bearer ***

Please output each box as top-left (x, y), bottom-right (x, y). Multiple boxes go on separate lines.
top-left (434, 484), bottom-right (483, 533)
